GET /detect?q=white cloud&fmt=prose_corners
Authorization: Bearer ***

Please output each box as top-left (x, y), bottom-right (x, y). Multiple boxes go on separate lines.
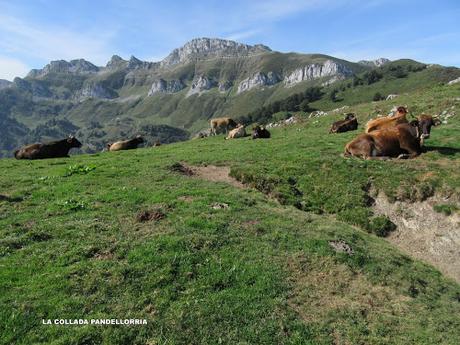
top-left (0, 13), bottom-right (116, 66)
top-left (0, 55), bottom-right (30, 81)
top-left (224, 29), bottom-right (264, 42)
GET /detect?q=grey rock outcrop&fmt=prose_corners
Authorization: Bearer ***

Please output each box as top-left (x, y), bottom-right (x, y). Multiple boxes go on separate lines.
top-left (106, 55), bottom-right (128, 70)
top-left (27, 59), bottom-right (99, 78)
top-left (358, 58), bottom-right (391, 67)
top-left (218, 80), bottom-right (232, 92)
top-left (187, 75), bottom-right (215, 97)
top-left (127, 56), bottom-right (152, 70)
top-left (237, 72), bottom-right (280, 94)
top-left (284, 60), bottom-right (353, 87)
top-left (0, 79), bottom-right (12, 90)
top-left (148, 79), bottom-right (185, 96)
top-left (447, 77), bottom-right (460, 85)
top-left (161, 38), bottom-right (271, 67)
top-left (75, 82), bottom-right (118, 101)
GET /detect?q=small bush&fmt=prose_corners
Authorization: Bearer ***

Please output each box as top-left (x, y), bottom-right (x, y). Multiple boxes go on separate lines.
top-left (396, 181), bottom-right (435, 202)
top-left (272, 111), bottom-right (291, 122)
top-left (373, 92), bottom-right (384, 101)
top-left (330, 89), bottom-right (339, 102)
top-left (366, 216), bottom-right (396, 237)
top-left (433, 204), bottom-right (459, 216)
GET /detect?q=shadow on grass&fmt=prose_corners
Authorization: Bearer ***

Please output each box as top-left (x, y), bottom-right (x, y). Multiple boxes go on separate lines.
top-left (424, 145), bottom-right (460, 156)
top-left (0, 194), bottom-right (23, 202)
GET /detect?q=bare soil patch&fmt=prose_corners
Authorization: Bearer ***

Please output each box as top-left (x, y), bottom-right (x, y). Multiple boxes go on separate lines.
top-left (171, 162), bottom-right (245, 189)
top-left (372, 191), bottom-right (460, 282)
top-left (136, 209), bottom-right (166, 222)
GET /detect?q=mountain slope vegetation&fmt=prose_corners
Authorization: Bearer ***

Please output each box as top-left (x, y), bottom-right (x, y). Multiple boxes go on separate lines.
top-left (2, 37), bottom-right (459, 158)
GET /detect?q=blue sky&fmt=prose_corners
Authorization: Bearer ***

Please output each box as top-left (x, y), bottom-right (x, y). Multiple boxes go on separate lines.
top-left (0, 0), bottom-right (459, 80)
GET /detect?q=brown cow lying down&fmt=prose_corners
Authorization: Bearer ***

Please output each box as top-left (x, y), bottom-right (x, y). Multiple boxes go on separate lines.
top-left (344, 115), bottom-right (439, 159)
top-left (225, 124), bottom-right (246, 140)
top-left (252, 126), bottom-right (271, 139)
top-left (210, 117), bottom-right (237, 136)
top-left (365, 106), bottom-right (408, 133)
top-left (14, 136), bottom-right (82, 160)
top-left (329, 113), bottom-right (358, 133)
top-left (107, 135), bottom-right (144, 151)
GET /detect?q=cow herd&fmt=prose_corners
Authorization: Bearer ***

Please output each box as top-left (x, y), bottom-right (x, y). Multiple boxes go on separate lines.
top-left (12, 106), bottom-right (439, 160)
top-left (343, 106), bottom-right (440, 159)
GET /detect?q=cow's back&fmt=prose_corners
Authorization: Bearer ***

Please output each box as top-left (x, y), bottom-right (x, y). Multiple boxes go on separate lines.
top-left (108, 139), bottom-right (139, 151)
top-left (15, 143), bottom-right (43, 159)
top-left (365, 115), bottom-right (407, 133)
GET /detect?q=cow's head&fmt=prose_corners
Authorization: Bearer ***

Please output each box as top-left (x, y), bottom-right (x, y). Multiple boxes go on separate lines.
top-left (329, 124), bottom-right (338, 134)
top-left (134, 135), bottom-right (144, 144)
top-left (344, 113), bottom-right (356, 120)
top-left (67, 135), bottom-right (82, 148)
top-left (252, 125), bottom-right (262, 139)
top-left (417, 115), bottom-right (439, 140)
top-left (396, 106), bottom-right (408, 116)
top-left (228, 119), bottom-right (238, 130)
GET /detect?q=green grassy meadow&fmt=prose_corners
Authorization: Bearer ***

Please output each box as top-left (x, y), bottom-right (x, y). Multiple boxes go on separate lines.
top-left (1, 84), bottom-right (460, 344)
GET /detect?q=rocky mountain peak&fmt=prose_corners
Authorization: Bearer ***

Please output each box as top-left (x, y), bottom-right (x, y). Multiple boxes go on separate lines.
top-left (27, 59), bottom-right (99, 78)
top-left (358, 58), bottom-right (391, 67)
top-left (106, 55), bottom-right (127, 69)
top-left (127, 56), bottom-right (152, 70)
top-left (160, 37), bottom-right (271, 67)
top-left (0, 79), bottom-right (12, 90)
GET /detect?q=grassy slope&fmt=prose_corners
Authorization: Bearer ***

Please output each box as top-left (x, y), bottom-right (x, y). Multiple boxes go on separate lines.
top-left (1, 84), bottom-right (460, 344)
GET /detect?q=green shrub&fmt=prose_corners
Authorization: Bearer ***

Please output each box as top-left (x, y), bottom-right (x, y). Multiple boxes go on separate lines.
top-left (64, 164), bottom-right (96, 177)
top-left (373, 92), bottom-right (384, 101)
top-left (366, 216), bottom-right (396, 237)
top-left (433, 204), bottom-right (459, 216)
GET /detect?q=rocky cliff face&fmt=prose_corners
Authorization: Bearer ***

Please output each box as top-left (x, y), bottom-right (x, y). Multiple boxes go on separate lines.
top-left (0, 79), bottom-right (12, 90)
top-left (187, 76), bottom-right (215, 97)
top-left (358, 58), bottom-right (391, 67)
top-left (148, 79), bottom-right (185, 96)
top-left (27, 59), bottom-right (99, 78)
top-left (237, 72), bottom-right (280, 93)
top-left (74, 81), bottom-right (118, 101)
top-left (106, 55), bottom-right (128, 70)
top-left (218, 80), bottom-right (232, 92)
top-left (160, 38), bottom-right (271, 67)
top-left (284, 60), bottom-right (353, 87)
top-left (127, 56), bottom-right (153, 70)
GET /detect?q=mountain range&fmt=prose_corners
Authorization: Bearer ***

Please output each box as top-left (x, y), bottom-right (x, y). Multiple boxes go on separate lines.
top-left (1, 37), bottom-right (459, 157)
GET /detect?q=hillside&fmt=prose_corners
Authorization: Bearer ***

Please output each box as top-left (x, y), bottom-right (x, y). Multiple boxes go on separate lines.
top-left (2, 38), bottom-right (460, 159)
top-left (1, 82), bottom-right (459, 344)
